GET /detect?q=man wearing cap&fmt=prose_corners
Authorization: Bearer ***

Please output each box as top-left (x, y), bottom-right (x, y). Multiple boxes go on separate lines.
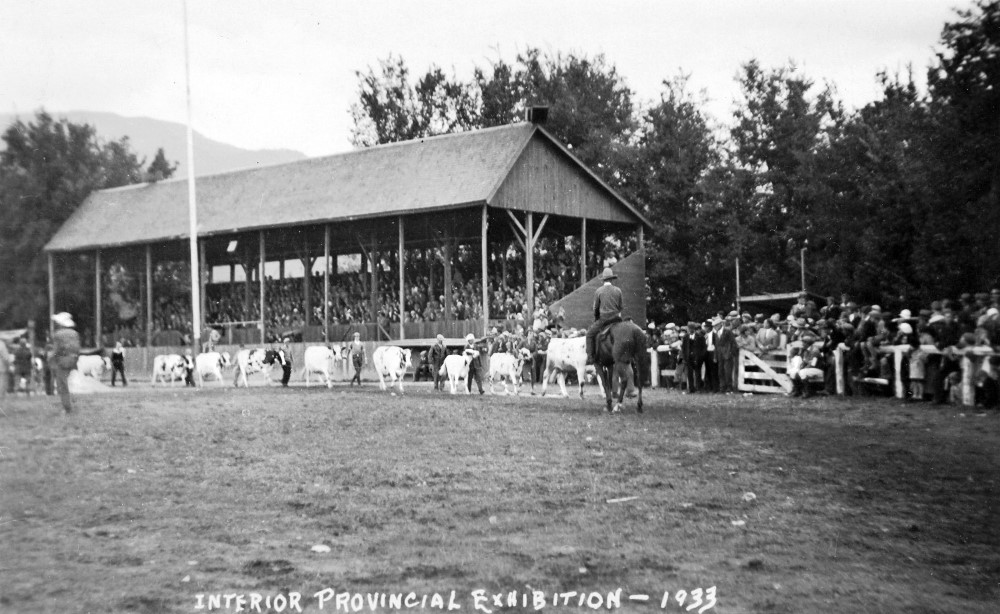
top-left (586, 267), bottom-right (624, 365)
top-left (278, 339), bottom-right (293, 387)
top-left (51, 312), bottom-right (81, 413)
top-left (348, 332), bottom-right (366, 387)
top-left (464, 333), bottom-right (486, 395)
top-left (429, 334), bottom-right (448, 391)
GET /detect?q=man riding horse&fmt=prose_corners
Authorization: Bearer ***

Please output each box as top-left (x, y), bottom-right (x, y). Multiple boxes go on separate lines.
top-left (585, 266), bottom-right (644, 412)
top-left (586, 267), bottom-right (623, 365)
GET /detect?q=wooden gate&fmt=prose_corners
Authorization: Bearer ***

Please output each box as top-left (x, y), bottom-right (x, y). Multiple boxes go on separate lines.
top-left (738, 349), bottom-right (792, 394)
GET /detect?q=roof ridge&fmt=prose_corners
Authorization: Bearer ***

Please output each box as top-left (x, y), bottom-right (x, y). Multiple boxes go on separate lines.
top-left (88, 122), bottom-right (536, 194)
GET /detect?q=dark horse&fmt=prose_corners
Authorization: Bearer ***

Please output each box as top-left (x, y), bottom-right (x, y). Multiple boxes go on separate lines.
top-left (593, 320), bottom-right (647, 413)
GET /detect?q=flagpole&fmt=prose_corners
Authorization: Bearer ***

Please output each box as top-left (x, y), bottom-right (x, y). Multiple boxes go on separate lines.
top-left (183, 0), bottom-right (202, 351)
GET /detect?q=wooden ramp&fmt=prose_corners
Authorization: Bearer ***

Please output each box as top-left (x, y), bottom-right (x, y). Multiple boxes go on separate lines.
top-left (546, 250), bottom-right (647, 330)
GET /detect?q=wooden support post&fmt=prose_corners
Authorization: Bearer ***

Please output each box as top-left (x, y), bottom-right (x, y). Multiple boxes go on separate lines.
top-left (303, 254), bottom-right (313, 328)
top-left (48, 253), bottom-right (55, 340)
top-left (650, 348), bottom-right (659, 388)
top-left (428, 248), bottom-right (436, 307)
top-left (481, 205), bottom-right (489, 337)
top-left (961, 354), bottom-right (975, 406)
top-left (259, 231), bottom-right (266, 343)
top-left (398, 216), bottom-right (405, 340)
top-left (525, 212), bottom-right (534, 321)
top-left (580, 217), bottom-right (587, 286)
top-left (443, 241), bottom-right (453, 323)
top-left (324, 224), bottom-right (330, 338)
top-left (637, 223), bottom-right (644, 251)
top-left (146, 245), bottom-right (152, 347)
top-left (95, 249), bottom-right (102, 347)
top-left (369, 235), bottom-right (377, 324)
top-left (894, 348), bottom-right (905, 399)
top-left (834, 346), bottom-right (845, 395)
top-left (199, 240), bottom-right (207, 339)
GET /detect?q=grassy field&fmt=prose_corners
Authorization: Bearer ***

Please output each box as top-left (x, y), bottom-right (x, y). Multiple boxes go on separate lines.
top-left (1, 383), bottom-right (998, 614)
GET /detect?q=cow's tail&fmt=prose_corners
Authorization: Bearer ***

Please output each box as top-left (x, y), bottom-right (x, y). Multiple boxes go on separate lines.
top-left (438, 364), bottom-right (447, 376)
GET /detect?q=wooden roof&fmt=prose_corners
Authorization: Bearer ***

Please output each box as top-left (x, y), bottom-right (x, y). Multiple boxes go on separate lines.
top-left (46, 123), bottom-right (648, 252)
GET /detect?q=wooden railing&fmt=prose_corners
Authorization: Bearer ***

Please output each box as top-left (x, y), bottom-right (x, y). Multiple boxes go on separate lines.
top-left (649, 344), bottom-right (995, 407)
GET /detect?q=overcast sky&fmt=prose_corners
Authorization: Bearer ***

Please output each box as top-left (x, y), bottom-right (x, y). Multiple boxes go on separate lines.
top-left (3, 0), bottom-right (967, 157)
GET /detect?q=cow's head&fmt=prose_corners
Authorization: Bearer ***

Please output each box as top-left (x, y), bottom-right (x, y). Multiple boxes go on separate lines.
top-left (401, 349), bottom-right (412, 368)
top-left (463, 349), bottom-right (479, 363)
top-left (220, 352), bottom-right (232, 368)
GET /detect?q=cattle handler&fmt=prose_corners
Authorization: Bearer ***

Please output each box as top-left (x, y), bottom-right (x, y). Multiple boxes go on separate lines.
top-left (586, 267), bottom-right (624, 365)
top-left (428, 334), bottom-right (448, 391)
top-left (51, 312), bottom-right (81, 413)
top-left (464, 333), bottom-right (486, 395)
top-left (348, 332), bottom-right (366, 386)
top-left (278, 339), bottom-right (293, 387)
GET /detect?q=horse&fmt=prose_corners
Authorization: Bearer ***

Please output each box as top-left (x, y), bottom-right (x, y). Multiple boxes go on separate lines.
top-left (593, 320), bottom-right (647, 413)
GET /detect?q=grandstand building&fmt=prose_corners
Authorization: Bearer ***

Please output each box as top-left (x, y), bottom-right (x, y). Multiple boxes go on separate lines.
top-left (45, 118), bottom-right (650, 349)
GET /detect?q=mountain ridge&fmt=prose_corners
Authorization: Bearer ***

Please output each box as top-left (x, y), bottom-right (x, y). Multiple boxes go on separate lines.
top-left (0, 110), bottom-right (307, 179)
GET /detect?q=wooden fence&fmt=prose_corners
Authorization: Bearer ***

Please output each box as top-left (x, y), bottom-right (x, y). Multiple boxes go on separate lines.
top-left (648, 344), bottom-right (996, 407)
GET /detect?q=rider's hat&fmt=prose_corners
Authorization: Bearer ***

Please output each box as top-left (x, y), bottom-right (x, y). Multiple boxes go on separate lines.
top-left (601, 267), bottom-right (617, 281)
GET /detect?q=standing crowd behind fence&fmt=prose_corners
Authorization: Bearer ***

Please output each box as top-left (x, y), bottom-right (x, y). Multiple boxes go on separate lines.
top-left (647, 290), bottom-right (1000, 408)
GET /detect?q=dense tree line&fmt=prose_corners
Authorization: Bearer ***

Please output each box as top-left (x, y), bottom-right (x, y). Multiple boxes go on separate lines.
top-left (0, 111), bottom-right (176, 330)
top-left (350, 1), bottom-right (999, 323)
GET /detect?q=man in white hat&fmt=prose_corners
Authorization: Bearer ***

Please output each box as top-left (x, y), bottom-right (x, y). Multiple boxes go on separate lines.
top-left (428, 334), bottom-right (448, 391)
top-left (51, 312), bottom-right (81, 413)
top-left (586, 267), bottom-right (624, 364)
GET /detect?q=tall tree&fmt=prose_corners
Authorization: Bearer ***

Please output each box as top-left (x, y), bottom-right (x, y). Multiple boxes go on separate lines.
top-left (921, 0), bottom-right (1000, 293)
top-left (726, 59), bottom-right (843, 297)
top-left (0, 111), bottom-right (154, 329)
top-left (474, 49), bottom-right (637, 188)
top-left (624, 76), bottom-right (722, 321)
top-left (146, 148), bottom-right (178, 182)
top-left (349, 55), bottom-right (478, 147)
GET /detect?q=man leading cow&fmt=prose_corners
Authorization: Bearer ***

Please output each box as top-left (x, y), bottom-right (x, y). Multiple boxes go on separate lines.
top-left (586, 267), bottom-right (623, 366)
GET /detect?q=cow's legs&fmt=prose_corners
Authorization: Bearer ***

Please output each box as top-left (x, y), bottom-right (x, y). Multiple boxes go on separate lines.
top-left (557, 372), bottom-right (569, 398)
top-left (576, 367), bottom-right (588, 399)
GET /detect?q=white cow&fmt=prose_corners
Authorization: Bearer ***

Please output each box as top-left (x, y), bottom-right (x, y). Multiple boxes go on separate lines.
top-left (489, 349), bottom-right (528, 395)
top-left (77, 355), bottom-right (111, 379)
top-left (371, 345), bottom-right (412, 394)
top-left (233, 349), bottom-right (278, 388)
top-left (195, 351), bottom-right (231, 387)
top-left (151, 354), bottom-right (186, 386)
top-left (301, 345), bottom-right (336, 388)
top-left (541, 337), bottom-right (604, 398)
top-left (440, 350), bottom-right (478, 395)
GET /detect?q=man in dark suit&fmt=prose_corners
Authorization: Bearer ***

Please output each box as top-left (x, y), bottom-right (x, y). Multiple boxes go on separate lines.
top-left (716, 316), bottom-right (739, 393)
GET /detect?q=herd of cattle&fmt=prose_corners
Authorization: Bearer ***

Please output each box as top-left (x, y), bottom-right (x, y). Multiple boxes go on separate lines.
top-left (79, 337), bottom-right (605, 398)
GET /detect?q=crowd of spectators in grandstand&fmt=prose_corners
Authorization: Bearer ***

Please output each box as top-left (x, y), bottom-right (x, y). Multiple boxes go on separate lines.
top-left (96, 239), bottom-right (594, 344)
top-left (648, 290), bottom-right (1000, 407)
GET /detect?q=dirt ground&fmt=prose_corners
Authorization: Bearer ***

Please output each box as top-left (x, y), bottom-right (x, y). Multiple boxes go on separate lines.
top-left (1, 381), bottom-right (997, 613)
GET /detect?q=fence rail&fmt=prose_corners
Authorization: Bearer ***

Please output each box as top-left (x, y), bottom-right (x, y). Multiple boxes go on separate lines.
top-left (648, 344), bottom-right (997, 407)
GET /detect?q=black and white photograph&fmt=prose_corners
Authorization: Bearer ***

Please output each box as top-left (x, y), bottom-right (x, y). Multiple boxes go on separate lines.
top-left (1, 1), bottom-right (998, 612)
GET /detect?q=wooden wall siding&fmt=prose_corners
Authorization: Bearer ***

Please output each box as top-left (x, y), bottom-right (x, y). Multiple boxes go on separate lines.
top-left (547, 250), bottom-right (646, 330)
top-left (490, 137), bottom-right (634, 223)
